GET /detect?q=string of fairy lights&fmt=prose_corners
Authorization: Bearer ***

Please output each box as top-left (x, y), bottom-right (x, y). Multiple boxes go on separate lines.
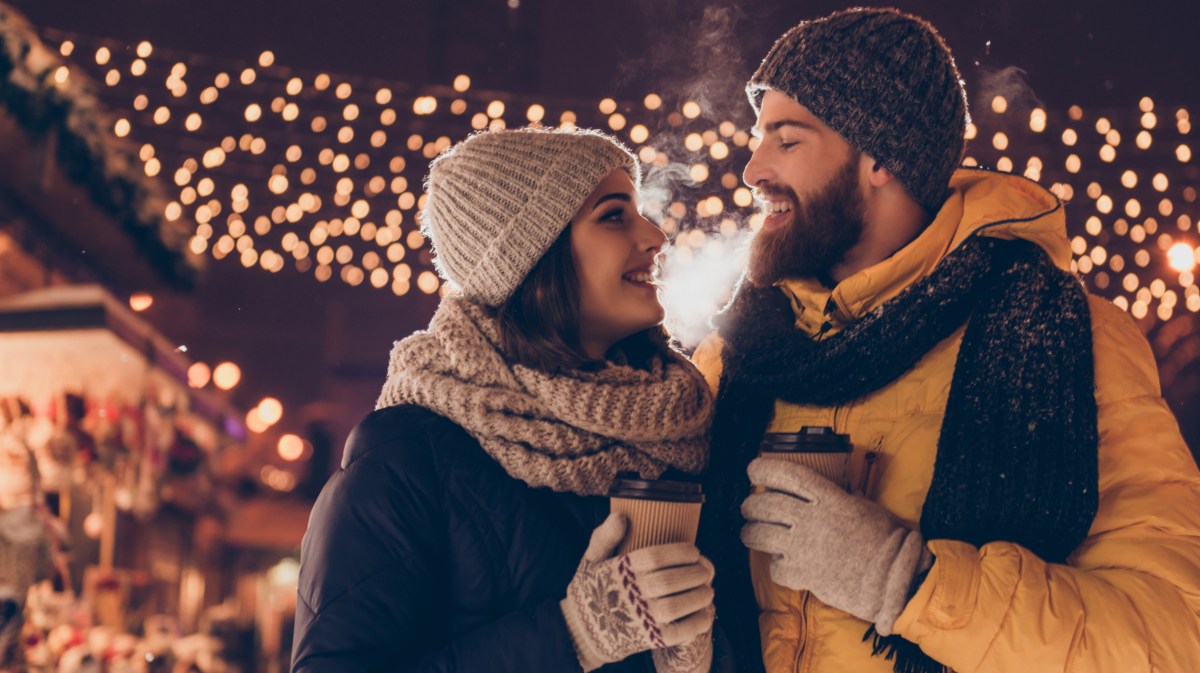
top-left (42, 29), bottom-right (1199, 327)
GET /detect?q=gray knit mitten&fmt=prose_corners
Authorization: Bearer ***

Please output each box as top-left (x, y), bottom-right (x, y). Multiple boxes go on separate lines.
top-left (741, 457), bottom-right (933, 636)
top-left (562, 513), bottom-right (716, 672)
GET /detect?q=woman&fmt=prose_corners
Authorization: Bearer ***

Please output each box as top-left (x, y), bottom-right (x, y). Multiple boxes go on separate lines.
top-left (291, 128), bottom-right (718, 673)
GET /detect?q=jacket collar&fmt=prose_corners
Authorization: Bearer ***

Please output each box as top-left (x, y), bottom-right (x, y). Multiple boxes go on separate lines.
top-left (777, 168), bottom-right (1069, 335)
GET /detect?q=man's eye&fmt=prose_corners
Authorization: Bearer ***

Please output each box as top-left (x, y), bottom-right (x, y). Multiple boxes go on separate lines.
top-left (779, 139), bottom-right (799, 149)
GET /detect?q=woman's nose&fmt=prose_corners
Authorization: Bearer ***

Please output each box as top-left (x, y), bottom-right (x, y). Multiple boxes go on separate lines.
top-left (639, 213), bottom-right (668, 252)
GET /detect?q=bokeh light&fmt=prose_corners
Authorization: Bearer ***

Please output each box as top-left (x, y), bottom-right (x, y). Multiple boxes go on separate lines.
top-left (278, 434), bottom-right (305, 462)
top-left (187, 362), bottom-right (211, 388)
top-left (257, 397), bottom-right (283, 425)
top-left (213, 362), bottom-right (241, 390)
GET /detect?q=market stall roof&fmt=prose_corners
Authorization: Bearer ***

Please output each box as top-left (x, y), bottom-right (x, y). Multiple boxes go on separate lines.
top-left (0, 285), bottom-right (232, 427)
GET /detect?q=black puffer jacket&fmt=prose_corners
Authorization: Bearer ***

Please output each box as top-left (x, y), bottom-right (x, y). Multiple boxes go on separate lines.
top-left (291, 404), bottom-right (656, 672)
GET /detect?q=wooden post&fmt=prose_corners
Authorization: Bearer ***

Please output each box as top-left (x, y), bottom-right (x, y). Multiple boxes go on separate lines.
top-left (99, 474), bottom-right (116, 570)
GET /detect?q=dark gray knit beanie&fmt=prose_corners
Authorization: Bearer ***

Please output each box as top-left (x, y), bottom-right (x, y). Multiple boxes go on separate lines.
top-left (747, 7), bottom-right (969, 213)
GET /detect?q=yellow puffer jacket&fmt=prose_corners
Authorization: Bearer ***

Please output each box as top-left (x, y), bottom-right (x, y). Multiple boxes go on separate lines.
top-left (693, 169), bottom-right (1200, 673)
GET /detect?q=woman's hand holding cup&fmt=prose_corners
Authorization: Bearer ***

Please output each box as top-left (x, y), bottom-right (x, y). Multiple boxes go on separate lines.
top-left (561, 513), bottom-right (716, 672)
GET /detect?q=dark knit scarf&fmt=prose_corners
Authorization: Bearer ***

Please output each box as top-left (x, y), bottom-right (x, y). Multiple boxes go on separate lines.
top-left (698, 237), bottom-right (1099, 673)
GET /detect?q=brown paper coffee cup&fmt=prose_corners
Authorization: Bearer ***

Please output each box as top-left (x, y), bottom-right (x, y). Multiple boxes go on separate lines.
top-left (608, 475), bottom-right (704, 555)
top-left (759, 426), bottom-right (853, 490)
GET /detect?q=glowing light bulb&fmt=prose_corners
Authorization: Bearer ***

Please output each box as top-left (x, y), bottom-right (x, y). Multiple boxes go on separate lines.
top-left (1168, 242), bottom-right (1197, 272)
top-left (278, 435), bottom-right (305, 461)
top-left (257, 397), bottom-right (283, 425)
top-left (129, 293), bottom-right (153, 312)
top-left (246, 409), bottom-right (269, 433)
top-left (188, 362), bottom-right (211, 388)
top-left (213, 362), bottom-right (241, 390)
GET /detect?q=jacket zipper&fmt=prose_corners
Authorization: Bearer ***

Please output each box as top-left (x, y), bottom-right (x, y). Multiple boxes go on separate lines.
top-left (793, 591), bottom-right (811, 673)
top-left (824, 295), bottom-right (842, 436)
top-left (822, 294), bottom-right (884, 496)
top-left (825, 294), bottom-right (852, 325)
top-left (859, 447), bottom-right (880, 496)
top-left (793, 296), bottom-right (833, 672)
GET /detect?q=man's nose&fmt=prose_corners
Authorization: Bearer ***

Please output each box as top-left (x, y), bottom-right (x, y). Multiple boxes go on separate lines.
top-left (743, 145), bottom-right (773, 188)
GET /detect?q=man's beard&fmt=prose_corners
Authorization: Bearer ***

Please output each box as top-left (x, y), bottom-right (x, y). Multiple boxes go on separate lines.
top-left (747, 153), bottom-right (867, 288)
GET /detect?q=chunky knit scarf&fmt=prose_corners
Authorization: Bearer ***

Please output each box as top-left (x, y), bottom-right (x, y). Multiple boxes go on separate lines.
top-left (377, 295), bottom-right (713, 496)
top-left (701, 237), bottom-right (1099, 673)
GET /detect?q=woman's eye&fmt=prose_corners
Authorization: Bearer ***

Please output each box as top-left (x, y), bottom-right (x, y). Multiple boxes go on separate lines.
top-left (601, 208), bottom-right (625, 223)
top-left (779, 139), bottom-right (799, 149)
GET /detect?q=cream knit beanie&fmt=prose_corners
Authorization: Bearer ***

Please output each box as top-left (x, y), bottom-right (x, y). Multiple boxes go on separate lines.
top-left (420, 127), bottom-right (641, 306)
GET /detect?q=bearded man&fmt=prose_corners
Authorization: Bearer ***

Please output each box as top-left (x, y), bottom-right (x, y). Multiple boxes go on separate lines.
top-left (694, 8), bottom-right (1200, 673)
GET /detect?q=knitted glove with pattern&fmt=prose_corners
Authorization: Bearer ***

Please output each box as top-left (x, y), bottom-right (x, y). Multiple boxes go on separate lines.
top-left (652, 629), bottom-right (714, 673)
top-left (561, 513), bottom-right (716, 672)
top-left (741, 457), bottom-right (933, 636)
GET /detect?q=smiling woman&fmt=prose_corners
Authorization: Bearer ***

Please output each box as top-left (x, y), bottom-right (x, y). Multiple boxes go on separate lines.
top-left (292, 127), bottom-right (719, 673)
top-left (570, 169), bottom-right (669, 361)
top-left (497, 169), bottom-right (670, 372)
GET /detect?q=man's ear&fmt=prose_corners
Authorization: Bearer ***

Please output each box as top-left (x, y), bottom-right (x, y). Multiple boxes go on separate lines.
top-left (864, 155), bottom-right (896, 188)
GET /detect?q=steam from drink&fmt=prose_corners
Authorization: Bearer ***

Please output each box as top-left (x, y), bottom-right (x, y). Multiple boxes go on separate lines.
top-left (659, 228), bottom-right (752, 349)
top-left (618, 2), bottom-right (761, 349)
top-left (976, 65), bottom-right (1042, 115)
top-left (615, 4), bottom-right (747, 109)
top-left (641, 161), bottom-right (758, 349)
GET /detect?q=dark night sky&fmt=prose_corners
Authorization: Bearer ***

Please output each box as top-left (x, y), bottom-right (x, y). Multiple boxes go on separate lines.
top-left (10, 0), bottom-right (1200, 461)
top-left (16, 0), bottom-right (1200, 108)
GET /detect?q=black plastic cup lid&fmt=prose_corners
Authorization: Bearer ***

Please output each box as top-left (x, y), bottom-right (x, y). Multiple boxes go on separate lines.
top-left (760, 426), bottom-right (852, 453)
top-left (608, 473), bottom-right (704, 503)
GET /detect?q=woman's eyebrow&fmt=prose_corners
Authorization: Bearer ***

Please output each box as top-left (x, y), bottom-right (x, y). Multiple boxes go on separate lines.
top-left (592, 193), bottom-right (632, 210)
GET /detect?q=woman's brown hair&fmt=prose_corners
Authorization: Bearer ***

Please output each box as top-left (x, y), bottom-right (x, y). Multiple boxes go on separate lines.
top-left (495, 225), bottom-right (670, 373)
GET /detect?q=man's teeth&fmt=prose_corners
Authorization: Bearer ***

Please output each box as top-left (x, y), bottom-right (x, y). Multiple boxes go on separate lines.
top-left (623, 271), bottom-right (655, 283)
top-left (763, 200), bottom-right (792, 214)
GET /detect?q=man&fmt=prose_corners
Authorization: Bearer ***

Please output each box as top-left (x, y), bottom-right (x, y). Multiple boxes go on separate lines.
top-left (694, 8), bottom-right (1200, 673)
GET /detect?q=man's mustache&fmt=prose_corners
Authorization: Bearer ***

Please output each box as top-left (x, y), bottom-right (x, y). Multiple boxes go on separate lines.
top-left (753, 183), bottom-right (798, 203)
